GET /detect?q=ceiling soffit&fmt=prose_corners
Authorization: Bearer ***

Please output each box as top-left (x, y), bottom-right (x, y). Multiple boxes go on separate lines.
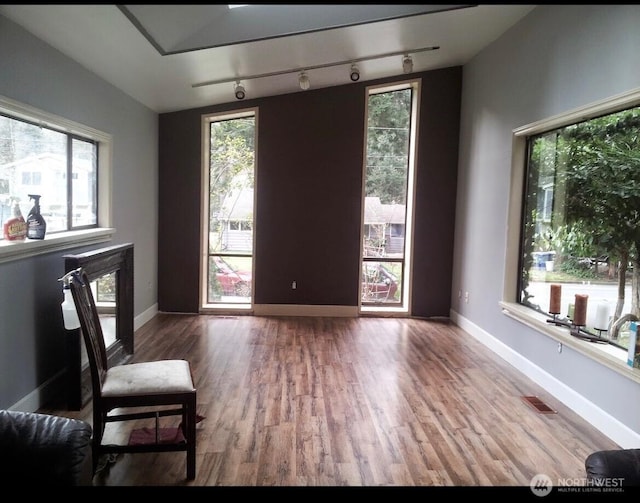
top-left (118, 4), bottom-right (474, 55)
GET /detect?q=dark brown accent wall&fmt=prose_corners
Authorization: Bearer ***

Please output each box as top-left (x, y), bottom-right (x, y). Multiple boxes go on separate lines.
top-left (411, 68), bottom-right (462, 317)
top-left (159, 66), bottom-right (461, 316)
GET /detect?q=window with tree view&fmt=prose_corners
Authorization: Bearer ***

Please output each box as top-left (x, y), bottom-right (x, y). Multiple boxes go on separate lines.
top-left (361, 82), bottom-right (418, 311)
top-left (202, 110), bottom-right (255, 308)
top-left (0, 112), bottom-right (97, 238)
top-left (519, 104), bottom-right (640, 352)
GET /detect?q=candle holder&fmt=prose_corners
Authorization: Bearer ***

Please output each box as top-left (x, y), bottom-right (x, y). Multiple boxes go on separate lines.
top-left (570, 323), bottom-right (586, 338)
top-left (570, 324), bottom-right (609, 343)
top-left (546, 313), bottom-right (571, 328)
top-left (545, 312), bottom-right (609, 343)
top-left (594, 328), bottom-right (608, 338)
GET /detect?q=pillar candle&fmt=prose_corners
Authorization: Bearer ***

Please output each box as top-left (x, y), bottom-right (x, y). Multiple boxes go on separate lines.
top-left (594, 301), bottom-right (610, 330)
top-left (567, 303), bottom-right (575, 321)
top-left (549, 284), bottom-right (562, 314)
top-left (573, 294), bottom-right (589, 326)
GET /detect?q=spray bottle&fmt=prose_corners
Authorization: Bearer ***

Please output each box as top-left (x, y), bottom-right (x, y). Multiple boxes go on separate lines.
top-left (26, 194), bottom-right (46, 239)
top-left (3, 197), bottom-right (27, 241)
top-left (58, 268), bottom-right (81, 330)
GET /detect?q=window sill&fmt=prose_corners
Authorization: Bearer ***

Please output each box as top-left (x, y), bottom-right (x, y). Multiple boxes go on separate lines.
top-left (500, 301), bottom-right (640, 385)
top-left (360, 305), bottom-right (408, 316)
top-left (0, 228), bottom-right (115, 265)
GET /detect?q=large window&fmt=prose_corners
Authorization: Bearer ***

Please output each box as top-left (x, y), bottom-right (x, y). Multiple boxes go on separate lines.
top-left (0, 112), bottom-right (98, 237)
top-left (360, 81), bottom-right (419, 313)
top-left (518, 101), bottom-right (640, 354)
top-left (201, 109), bottom-right (256, 310)
top-left (0, 95), bottom-right (111, 262)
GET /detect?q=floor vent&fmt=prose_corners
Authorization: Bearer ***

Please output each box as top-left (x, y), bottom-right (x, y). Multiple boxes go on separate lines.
top-left (522, 395), bottom-right (557, 414)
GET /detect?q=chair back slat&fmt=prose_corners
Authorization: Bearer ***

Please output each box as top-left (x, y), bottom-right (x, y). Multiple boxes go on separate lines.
top-left (69, 269), bottom-right (109, 395)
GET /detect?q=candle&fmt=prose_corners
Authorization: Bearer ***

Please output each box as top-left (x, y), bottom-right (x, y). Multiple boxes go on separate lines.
top-left (549, 284), bottom-right (562, 314)
top-left (594, 301), bottom-right (610, 330)
top-left (567, 303), bottom-right (575, 321)
top-left (573, 294), bottom-right (589, 326)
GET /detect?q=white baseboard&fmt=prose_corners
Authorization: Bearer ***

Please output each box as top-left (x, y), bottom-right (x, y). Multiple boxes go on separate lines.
top-left (135, 302), bottom-right (158, 331)
top-left (450, 309), bottom-right (640, 449)
top-left (9, 370), bottom-right (65, 413)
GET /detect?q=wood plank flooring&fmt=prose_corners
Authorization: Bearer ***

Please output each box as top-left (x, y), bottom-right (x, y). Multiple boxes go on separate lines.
top-left (40, 314), bottom-right (619, 487)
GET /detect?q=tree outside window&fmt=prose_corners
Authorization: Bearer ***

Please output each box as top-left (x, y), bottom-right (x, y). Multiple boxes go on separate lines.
top-left (520, 105), bottom-right (640, 349)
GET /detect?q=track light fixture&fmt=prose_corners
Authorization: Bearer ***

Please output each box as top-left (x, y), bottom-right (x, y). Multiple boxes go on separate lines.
top-left (192, 44), bottom-right (440, 99)
top-left (298, 71), bottom-right (310, 90)
top-left (234, 81), bottom-right (246, 100)
top-left (402, 54), bottom-right (413, 74)
top-left (349, 63), bottom-right (360, 82)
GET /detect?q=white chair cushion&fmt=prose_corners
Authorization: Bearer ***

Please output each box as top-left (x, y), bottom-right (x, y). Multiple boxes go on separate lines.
top-left (102, 359), bottom-right (195, 397)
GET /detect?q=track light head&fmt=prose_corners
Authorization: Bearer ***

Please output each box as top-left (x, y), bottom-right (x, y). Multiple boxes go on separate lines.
top-left (349, 63), bottom-right (360, 82)
top-left (298, 71), bottom-right (310, 90)
top-left (402, 54), bottom-right (413, 74)
top-left (234, 81), bottom-right (246, 100)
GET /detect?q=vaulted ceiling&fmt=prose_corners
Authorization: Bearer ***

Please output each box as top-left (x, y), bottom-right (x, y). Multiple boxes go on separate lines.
top-left (0, 4), bottom-right (535, 113)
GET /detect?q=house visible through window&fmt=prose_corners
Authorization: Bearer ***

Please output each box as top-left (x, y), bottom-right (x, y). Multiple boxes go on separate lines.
top-left (201, 109), bottom-right (256, 309)
top-left (0, 110), bottom-right (98, 237)
top-left (21, 171), bottom-right (42, 185)
top-left (360, 81), bottom-right (419, 313)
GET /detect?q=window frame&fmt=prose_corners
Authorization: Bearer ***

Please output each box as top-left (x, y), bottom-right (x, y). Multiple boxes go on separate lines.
top-left (199, 107), bottom-right (257, 312)
top-left (0, 95), bottom-right (114, 264)
top-left (501, 87), bottom-right (640, 384)
top-left (359, 78), bottom-right (420, 315)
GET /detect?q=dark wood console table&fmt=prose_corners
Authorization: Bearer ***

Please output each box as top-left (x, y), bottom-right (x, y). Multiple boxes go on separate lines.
top-left (64, 243), bottom-right (134, 410)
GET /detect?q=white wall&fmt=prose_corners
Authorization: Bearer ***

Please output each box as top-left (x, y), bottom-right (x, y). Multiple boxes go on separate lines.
top-left (452, 5), bottom-right (640, 447)
top-left (0, 14), bottom-right (158, 409)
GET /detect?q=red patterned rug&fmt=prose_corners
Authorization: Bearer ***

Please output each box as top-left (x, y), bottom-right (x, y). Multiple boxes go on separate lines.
top-left (128, 414), bottom-right (205, 446)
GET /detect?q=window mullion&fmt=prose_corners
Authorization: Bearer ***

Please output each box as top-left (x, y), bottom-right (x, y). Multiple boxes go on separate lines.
top-left (67, 135), bottom-right (73, 230)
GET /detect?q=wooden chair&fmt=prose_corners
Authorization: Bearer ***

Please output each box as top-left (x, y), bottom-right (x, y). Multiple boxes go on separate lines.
top-left (67, 268), bottom-right (197, 480)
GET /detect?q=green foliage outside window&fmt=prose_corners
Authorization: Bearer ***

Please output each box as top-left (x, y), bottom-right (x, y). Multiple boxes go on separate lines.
top-left (521, 105), bottom-right (640, 343)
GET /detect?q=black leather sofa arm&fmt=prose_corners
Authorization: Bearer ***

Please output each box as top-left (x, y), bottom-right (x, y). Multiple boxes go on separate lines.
top-left (0, 410), bottom-right (93, 485)
top-left (585, 448), bottom-right (640, 486)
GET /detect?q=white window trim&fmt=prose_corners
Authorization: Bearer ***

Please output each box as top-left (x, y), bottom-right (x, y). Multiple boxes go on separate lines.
top-left (502, 87), bottom-right (640, 384)
top-left (0, 95), bottom-right (113, 263)
top-left (359, 78), bottom-right (420, 315)
top-left (199, 107), bottom-right (257, 312)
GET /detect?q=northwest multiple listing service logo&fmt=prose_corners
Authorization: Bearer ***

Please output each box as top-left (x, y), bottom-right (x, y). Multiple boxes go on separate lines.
top-left (530, 474), bottom-right (553, 497)
top-left (530, 473), bottom-right (625, 496)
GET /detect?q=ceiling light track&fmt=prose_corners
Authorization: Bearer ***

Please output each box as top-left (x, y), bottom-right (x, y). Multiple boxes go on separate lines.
top-left (192, 44), bottom-right (439, 89)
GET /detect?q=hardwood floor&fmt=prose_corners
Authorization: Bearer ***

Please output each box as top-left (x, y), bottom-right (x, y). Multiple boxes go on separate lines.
top-left (41, 313), bottom-right (619, 487)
